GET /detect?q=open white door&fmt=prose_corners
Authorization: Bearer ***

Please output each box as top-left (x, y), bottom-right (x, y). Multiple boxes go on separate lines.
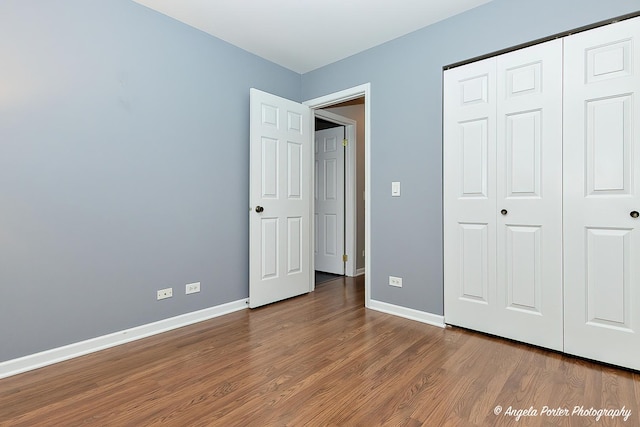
top-left (249, 88), bottom-right (312, 308)
top-left (314, 126), bottom-right (345, 275)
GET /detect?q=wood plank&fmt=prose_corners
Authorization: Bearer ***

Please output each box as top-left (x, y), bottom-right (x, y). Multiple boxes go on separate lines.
top-left (0, 276), bottom-right (638, 426)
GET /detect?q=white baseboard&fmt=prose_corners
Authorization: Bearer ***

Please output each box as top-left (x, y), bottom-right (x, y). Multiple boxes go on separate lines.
top-left (368, 299), bottom-right (445, 328)
top-left (0, 298), bottom-right (248, 380)
top-left (355, 268), bottom-right (365, 277)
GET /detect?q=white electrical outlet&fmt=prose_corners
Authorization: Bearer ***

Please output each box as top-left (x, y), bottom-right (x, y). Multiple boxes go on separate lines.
top-left (157, 287), bottom-right (173, 300)
top-left (389, 276), bottom-right (403, 288)
top-left (185, 282), bottom-right (201, 295)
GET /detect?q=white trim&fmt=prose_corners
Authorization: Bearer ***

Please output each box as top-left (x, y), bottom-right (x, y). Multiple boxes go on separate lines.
top-left (304, 83), bottom-right (371, 308)
top-left (314, 109), bottom-right (358, 277)
top-left (369, 299), bottom-right (445, 328)
top-left (0, 299), bottom-right (248, 379)
top-left (356, 268), bottom-right (366, 276)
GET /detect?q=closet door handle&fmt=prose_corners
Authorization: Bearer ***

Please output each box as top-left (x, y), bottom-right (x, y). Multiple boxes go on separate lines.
top-left (500, 209), bottom-right (508, 216)
top-left (255, 206), bottom-right (264, 213)
top-left (631, 211), bottom-right (639, 219)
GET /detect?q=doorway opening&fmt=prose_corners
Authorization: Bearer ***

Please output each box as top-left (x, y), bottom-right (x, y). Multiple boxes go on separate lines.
top-left (304, 83), bottom-right (371, 307)
top-left (314, 117), bottom-right (347, 281)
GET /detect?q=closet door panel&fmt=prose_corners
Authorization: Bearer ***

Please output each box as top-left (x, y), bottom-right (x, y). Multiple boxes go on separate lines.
top-left (444, 39), bottom-right (563, 350)
top-left (444, 58), bottom-right (498, 333)
top-left (496, 39), bottom-right (564, 350)
top-left (563, 16), bottom-right (640, 370)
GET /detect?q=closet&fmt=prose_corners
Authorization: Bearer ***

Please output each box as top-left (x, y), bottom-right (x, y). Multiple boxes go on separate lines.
top-left (443, 16), bottom-right (640, 370)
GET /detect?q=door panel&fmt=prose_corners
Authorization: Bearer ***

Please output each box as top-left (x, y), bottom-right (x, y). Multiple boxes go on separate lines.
top-left (496, 39), bottom-right (563, 351)
top-left (461, 74), bottom-right (489, 105)
top-left (459, 222), bottom-right (490, 303)
top-left (250, 88), bottom-right (311, 308)
top-left (460, 119), bottom-right (489, 197)
top-left (324, 214), bottom-right (337, 255)
top-left (261, 137), bottom-right (279, 198)
top-left (506, 225), bottom-right (541, 313)
top-left (587, 95), bottom-right (631, 195)
top-left (506, 111), bottom-right (540, 196)
top-left (563, 17), bottom-right (640, 370)
top-left (586, 228), bottom-right (631, 329)
top-left (586, 39), bottom-right (632, 83)
top-left (506, 61), bottom-right (541, 96)
top-left (261, 218), bottom-right (278, 279)
top-left (325, 158), bottom-right (337, 200)
top-left (444, 57), bottom-right (497, 334)
top-left (287, 217), bottom-right (302, 274)
top-left (314, 126), bottom-right (345, 275)
top-left (287, 142), bottom-right (302, 198)
top-left (445, 39), bottom-right (563, 351)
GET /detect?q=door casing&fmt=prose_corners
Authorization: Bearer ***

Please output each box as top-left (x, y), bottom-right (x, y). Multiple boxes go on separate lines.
top-left (304, 84), bottom-right (371, 308)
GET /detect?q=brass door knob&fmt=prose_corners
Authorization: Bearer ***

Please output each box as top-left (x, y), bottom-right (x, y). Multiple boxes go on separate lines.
top-left (255, 206), bottom-right (264, 213)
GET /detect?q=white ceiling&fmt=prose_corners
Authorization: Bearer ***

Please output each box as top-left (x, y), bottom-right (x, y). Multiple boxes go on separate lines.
top-left (132, 0), bottom-right (493, 74)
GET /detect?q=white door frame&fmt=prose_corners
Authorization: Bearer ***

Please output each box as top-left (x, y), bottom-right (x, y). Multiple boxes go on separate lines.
top-left (314, 109), bottom-right (356, 277)
top-left (304, 83), bottom-right (371, 308)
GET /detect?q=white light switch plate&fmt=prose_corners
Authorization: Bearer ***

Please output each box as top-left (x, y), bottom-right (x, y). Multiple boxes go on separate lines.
top-left (392, 181), bottom-right (401, 197)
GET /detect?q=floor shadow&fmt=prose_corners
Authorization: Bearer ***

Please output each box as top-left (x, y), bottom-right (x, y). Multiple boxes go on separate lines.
top-left (315, 271), bottom-right (343, 285)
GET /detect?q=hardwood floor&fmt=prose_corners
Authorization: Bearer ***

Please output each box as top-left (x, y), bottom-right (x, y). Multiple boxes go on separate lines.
top-left (1, 276), bottom-right (638, 426)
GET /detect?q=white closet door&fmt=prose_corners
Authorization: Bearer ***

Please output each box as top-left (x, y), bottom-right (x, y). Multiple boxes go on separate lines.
top-left (495, 40), bottom-right (564, 350)
top-left (444, 57), bottom-right (498, 334)
top-left (444, 40), bottom-right (563, 350)
top-left (563, 17), bottom-right (640, 370)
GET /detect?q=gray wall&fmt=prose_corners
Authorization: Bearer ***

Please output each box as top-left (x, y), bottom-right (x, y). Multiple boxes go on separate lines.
top-left (301, 0), bottom-right (640, 315)
top-left (0, 0), bottom-right (300, 362)
top-left (2, 0), bottom-right (638, 364)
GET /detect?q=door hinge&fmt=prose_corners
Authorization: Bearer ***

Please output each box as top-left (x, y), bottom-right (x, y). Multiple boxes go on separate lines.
top-left (342, 139), bottom-right (348, 147)
top-left (343, 254), bottom-right (348, 262)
